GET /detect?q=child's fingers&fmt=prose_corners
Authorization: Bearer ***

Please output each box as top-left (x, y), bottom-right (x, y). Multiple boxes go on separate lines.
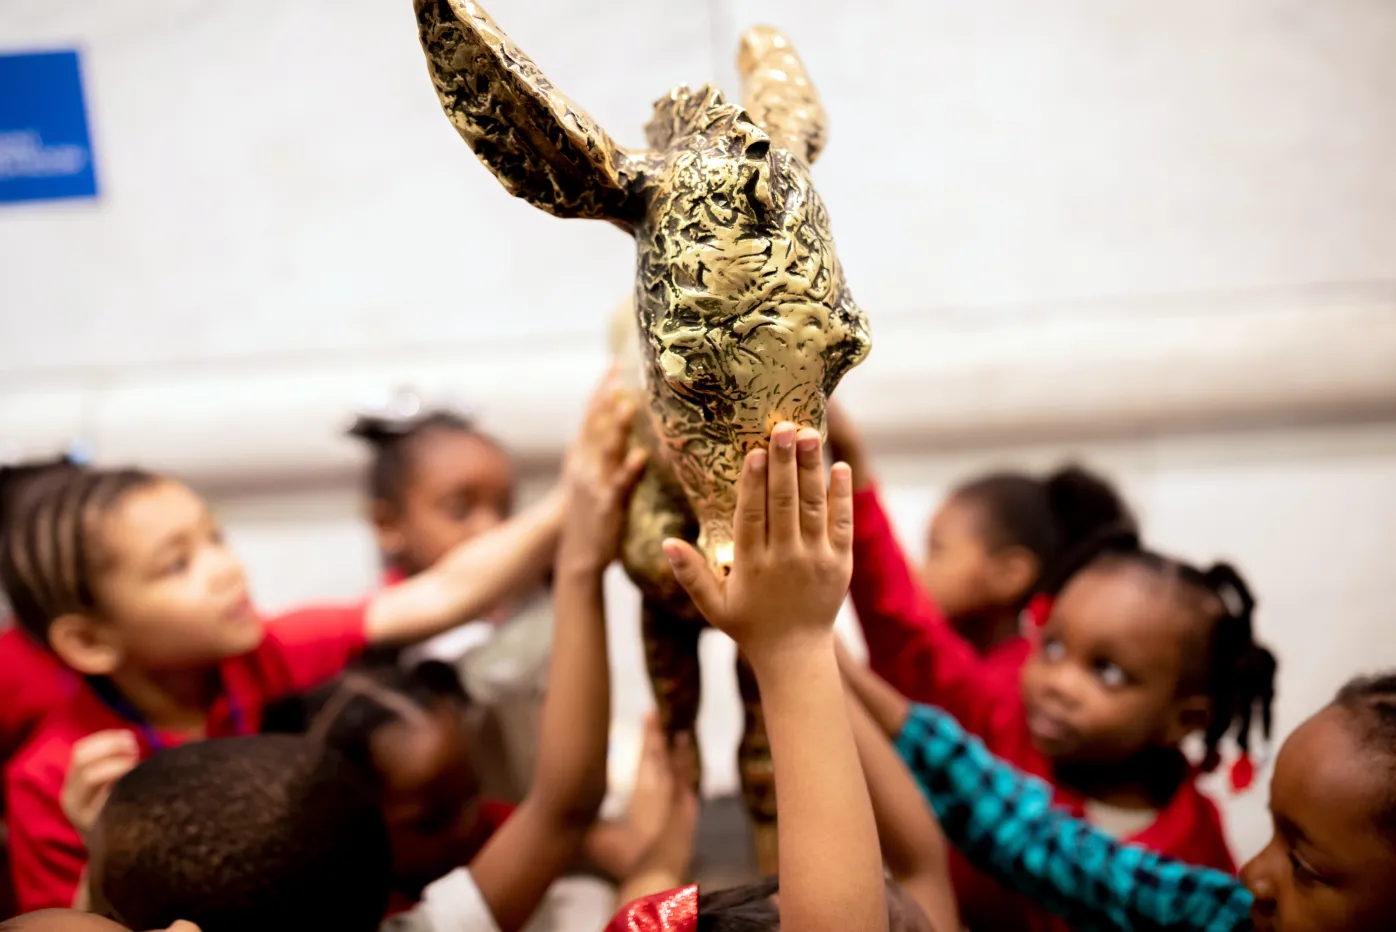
top-left (827, 462), bottom-right (854, 554)
top-left (600, 397), bottom-right (636, 463)
top-left (669, 731), bottom-right (699, 789)
top-left (78, 756), bottom-right (137, 794)
top-left (70, 730), bottom-right (138, 769)
top-left (766, 422), bottom-right (800, 547)
top-left (614, 447), bottom-right (649, 498)
top-left (639, 711), bottom-right (667, 762)
top-left (733, 448), bottom-right (768, 560)
top-left (795, 427), bottom-right (826, 542)
top-left (663, 538), bottom-right (723, 623)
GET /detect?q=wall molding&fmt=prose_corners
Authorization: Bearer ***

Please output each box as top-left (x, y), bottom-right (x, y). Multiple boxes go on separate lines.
top-left (2, 301), bottom-right (1394, 487)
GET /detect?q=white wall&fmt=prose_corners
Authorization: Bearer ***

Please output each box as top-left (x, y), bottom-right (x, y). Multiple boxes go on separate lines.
top-left (3, 0), bottom-right (1396, 865)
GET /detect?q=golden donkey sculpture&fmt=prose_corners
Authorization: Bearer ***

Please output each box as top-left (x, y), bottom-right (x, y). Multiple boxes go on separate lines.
top-left (413, 0), bottom-right (870, 870)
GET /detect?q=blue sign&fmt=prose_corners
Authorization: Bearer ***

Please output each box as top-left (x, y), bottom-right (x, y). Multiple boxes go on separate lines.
top-left (0, 50), bottom-right (98, 205)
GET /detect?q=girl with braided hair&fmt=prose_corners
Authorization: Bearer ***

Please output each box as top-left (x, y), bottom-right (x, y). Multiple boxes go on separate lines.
top-left (836, 423), bottom-right (1277, 932)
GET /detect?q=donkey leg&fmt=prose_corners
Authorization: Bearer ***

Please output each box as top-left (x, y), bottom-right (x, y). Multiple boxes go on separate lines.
top-left (641, 598), bottom-right (705, 786)
top-left (736, 654), bottom-right (779, 876)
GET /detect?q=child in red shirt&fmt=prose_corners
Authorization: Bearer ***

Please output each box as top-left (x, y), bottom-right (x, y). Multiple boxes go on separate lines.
top-left (829, 408), bottom-right (1276, 932)
top-left (0, 379), bottom-right (626, 912)
top-left (826, 402), bottom-right (1134, 681)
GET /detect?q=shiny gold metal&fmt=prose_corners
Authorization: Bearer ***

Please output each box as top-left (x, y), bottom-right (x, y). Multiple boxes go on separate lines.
top-left (416, 0), bottom-right (869, 871)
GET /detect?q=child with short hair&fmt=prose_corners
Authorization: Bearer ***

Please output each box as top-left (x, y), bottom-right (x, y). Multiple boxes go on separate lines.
top-left (828, 408), bottom-right (1273, 932)
top-left (847, 653), bottom-right (1396, 932)
top-left (0, 375), bottom-right (625, 912)
top-left (270, 377), bottom-right (645, 932)
top-left (86, 734), bottom-right (390, 932)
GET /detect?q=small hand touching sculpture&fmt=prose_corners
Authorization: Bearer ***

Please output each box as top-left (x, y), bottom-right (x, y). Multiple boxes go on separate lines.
top-left (415, 0), bottom-right (870, 872)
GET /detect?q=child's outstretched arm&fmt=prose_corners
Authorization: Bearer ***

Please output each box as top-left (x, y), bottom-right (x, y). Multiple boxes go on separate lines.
top-left (825, 402), bottom-right (1003, 731)
top-left (615, 732), bottom-right (700, 907)
top-left (364, 481), bottom-right (564, 646)
top-left (666, 423), bottom-right (887, 932)
top-left (842, 662), bottom-right (959, 932)
top-left (468, 375), bottom-right (646, 932)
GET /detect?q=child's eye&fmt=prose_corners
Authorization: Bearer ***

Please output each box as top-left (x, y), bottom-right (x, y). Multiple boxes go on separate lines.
top-left (1095, 661), bottom-right (1129, 689)
top-left (1288, 851), bottom-right (1322, 885)
top-left (1040, 638), bottom-right (1065, 662)
top-left (160, 555), bottom-right (190, 577)
top-left (444, 495), bottom-right (479, 521)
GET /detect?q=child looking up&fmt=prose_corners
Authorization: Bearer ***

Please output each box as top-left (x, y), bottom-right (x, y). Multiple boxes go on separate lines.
top-left (0, 375), bottom-right (625, 912)
top-left (848, 654), bottom-right (1396, 932)
top-left (346, 404), bottom-right (547, 798)
top-left (826, 402), bottom-right (1133, 675)
top-left (829, 409), bottom-right (1273, 932)
top-left (272, 377), bottom-right (645, 932)
top-left (348, 406), bottom-right (515, 583)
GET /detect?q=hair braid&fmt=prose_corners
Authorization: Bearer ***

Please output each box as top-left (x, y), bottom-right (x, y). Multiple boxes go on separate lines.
top-left (0, 467), bottom-right (158, 645)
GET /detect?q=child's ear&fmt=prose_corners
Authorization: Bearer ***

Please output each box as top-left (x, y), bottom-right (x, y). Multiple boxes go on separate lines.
top-left (1164, 694), bottom-right (1214, 746)
top-left (48, 612), bottom-right (124, 676)
top-left (987, 546), bottom-right (1040, 605)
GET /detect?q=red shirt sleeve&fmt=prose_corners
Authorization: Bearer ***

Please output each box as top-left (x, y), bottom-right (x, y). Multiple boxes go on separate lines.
top-left (849, 486), bottom-right (1016, 734)
top-left (5, 738), bottom-right (86, 912)
top-left (0, 628), bottom-right (73, 766)
top-left (261, 602), bottom-right (370, 694)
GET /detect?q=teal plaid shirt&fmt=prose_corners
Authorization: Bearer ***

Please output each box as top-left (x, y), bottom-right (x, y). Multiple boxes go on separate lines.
top-left (895, 704), bottom-right (1254, 932)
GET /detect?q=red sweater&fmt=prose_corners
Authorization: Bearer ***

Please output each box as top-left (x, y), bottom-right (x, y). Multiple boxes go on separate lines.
top-left (4, 604), bottom-right (369, 913)
top-left (850, 487), bottom-right (1236, 932)
top-left (0, 628), bottom-right (76, 779)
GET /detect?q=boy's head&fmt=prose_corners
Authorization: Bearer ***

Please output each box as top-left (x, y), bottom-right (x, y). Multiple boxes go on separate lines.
top-left (1241, 672), bottom-right (1396, 932)
top-left (696, 877), bottom-right (933, 932)
top-left (89, 735), bottom-right (390, 932)
top-left (349, 409), bottom-right (514, 577)
top-left (0, 467), bottom-right (260, 675)
top-left (0, 910), bottom-right (197, 931)
top-left (1019, 537), bottom-right (1275, 776)
top-left (263, 660), bottom-right (485, 895)
top-left (922, 465), bottom-right (1132, 626)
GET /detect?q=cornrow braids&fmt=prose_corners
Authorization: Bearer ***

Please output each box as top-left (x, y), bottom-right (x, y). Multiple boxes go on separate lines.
top-left (261, 660), bottom-right (470, 776)
top-left (0, 453), bottom-right (80, 533)
top-left (346, 408), bottom-right (484, 505)
top-left (1047, 531), bottom-right (1278, 775)
top-left (0, 467), bottom-right (158, 645)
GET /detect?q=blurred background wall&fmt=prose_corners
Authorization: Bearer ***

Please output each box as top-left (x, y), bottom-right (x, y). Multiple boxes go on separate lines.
top-left (3, 0), bottom-right (1396, 860)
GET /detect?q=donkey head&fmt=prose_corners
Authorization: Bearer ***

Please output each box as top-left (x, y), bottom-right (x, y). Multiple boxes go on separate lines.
top-left (416, 1), bottom-right (870, 571)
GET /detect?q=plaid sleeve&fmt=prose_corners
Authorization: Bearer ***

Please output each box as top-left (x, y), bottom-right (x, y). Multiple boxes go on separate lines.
top-left (894, 704), bottom-right (1253, 932)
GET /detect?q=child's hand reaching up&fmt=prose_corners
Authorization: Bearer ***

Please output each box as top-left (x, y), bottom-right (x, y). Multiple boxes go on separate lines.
top-left (557, 370), bottom-right (647, 574)
top-left (665, 421), bottom-right (887, 932)
top-left (615, 729), bottom-right (701, 907)
top-left (662, 422), bottom-right (853, 662)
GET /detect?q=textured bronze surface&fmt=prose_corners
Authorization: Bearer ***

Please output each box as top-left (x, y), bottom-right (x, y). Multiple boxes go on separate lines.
top-left (416, 0), bottom-right (870, 873)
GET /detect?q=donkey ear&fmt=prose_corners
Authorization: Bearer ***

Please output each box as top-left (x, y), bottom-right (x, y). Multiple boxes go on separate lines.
top-left (415, 0), bottom-right (641, 223)
top-left (737, 26), bottom-right (828, 165)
